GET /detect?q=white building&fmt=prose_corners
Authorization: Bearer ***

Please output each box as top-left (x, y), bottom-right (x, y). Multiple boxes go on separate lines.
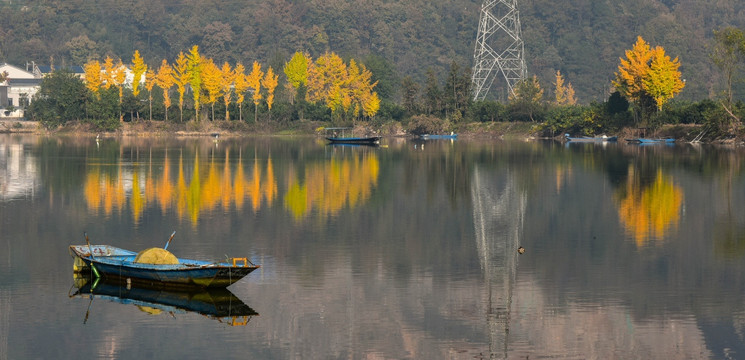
top-left (0, 63), bottom-right (85, 119)
top-left (0, 63), bottom-right (40, 118)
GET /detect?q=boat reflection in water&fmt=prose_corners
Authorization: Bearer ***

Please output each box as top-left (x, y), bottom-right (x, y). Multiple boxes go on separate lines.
top-left (69, 274), bottom-right (258, 326)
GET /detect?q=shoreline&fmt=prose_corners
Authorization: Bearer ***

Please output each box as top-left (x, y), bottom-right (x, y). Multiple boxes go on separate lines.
top-left (0, 119), bottom-right (741, 145)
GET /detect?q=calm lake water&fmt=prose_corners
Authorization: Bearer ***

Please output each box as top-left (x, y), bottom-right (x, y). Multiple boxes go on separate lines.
top-left (1, 134), bottom-right (745, 359)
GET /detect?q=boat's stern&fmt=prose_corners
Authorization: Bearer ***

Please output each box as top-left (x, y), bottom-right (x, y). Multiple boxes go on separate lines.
top-left (69, 245), bottom-right (90, 272)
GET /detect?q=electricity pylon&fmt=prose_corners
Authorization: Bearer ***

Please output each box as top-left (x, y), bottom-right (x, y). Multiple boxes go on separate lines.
top-left (472, 0), bottom-right (528, 101)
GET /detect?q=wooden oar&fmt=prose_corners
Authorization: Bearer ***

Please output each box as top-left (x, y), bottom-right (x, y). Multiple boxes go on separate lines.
top-left (164, 231), bottom-right (176, 250)
top-left (84, 232), bottom-right (94, 259)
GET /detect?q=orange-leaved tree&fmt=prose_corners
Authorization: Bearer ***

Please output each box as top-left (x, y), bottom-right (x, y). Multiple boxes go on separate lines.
top-left (131, 50), bottom-right (147, 98)
top-left (307, 52), bottom-right (348, 118)
top-left (263, 66), bottom-right (278, 112)
top-left (554, 70), bottom-right (576, 106)
top-left (83, 60), bottom-right (103, 96)
top-left (155, 59), bottom-right (174, 122)
top-left (233, 63), bottom-right (249, 122)
top-left (172, 51), bottom-right (190, 122)
top-left (220, 62), bottom-right (234, 121)
top-left (201, 59), bottom-right (222, 121)
top-left (131, 50), bottom-right (147, 122)
top-left (613, 36), bottom-right (684, 122)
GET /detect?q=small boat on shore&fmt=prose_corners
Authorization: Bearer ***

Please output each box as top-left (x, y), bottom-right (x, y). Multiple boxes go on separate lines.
top-left (323, 127), bottom-right (381, 145)
top-left (625, 138), bottom-right (675, 144)
top-left (70, 234), bottom-right (260, 289)
top-left (565, 134), bottom-right (617, 142)
top-left (420, 133), bottom-right (458, 140)
top-left (326, 136), bottom-right (381, 144)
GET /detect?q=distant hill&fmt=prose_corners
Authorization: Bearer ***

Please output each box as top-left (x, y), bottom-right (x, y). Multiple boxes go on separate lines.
top-left (1, 0), bottom-right (743, 103)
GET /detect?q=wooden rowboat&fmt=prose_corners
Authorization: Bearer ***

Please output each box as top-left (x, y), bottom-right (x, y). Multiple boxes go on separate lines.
top-left (420, 134), bottom-right (458, 140)
top-left (565, 134), bottom-right (617, 142)
top-left (326, 136), bottom-right (381, 144)
top-left (69, 244), bottom-right (260, 289)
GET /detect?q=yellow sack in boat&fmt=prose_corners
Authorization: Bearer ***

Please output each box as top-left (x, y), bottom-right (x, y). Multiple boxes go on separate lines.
top-left (134, 248), bottom-right (179, 265)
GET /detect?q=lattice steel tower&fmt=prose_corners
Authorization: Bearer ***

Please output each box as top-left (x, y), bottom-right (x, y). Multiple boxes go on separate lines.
top-left (472, 0), bottom-right (528, 101)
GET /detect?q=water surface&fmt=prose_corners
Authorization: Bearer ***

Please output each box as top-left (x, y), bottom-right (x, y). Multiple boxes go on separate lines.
top-left (1, 135), bottom-right (744, 359)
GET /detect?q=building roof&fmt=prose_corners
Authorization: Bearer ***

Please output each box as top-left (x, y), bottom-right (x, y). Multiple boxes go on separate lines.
top-left (36, 65), bottom-right (85, 74)
top-left (0, 63), bottom-right (35, 80)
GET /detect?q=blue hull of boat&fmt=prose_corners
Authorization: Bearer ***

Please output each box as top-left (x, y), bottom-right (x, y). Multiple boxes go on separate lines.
top-left (627, 138), bottom-right (675, 144)
top-left (70, 245), bottom-right (259, 288)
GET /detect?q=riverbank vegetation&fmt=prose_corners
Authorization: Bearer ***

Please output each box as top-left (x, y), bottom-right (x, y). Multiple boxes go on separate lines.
top-left (21, 29), bottom-right (744, 142)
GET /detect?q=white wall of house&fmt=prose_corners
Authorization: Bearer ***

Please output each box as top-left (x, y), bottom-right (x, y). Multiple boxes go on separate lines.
top-left (0, 64), bottom-right (39, 118)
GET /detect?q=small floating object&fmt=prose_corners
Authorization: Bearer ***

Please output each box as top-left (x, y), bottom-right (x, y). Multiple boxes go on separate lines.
top-left (518, 246), bottom-right (525, 254)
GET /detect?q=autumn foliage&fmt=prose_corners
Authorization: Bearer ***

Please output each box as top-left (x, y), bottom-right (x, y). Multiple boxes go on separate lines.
top-left (82, 47), bottom-right (379, 123)
top-left (613, 36), bottom-right (685, 111)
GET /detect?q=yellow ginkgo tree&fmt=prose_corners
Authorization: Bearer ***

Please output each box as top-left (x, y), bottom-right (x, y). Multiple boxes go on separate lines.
top-left (131, 50), bottom-right (147, 122)
top-left (220, 62), bottom-right (234, 121)
top-left (305, 52), bottom-right (380, 121)
top-left (644, 46), bottom-right (685, 111)
top-left (554, 70), bottom-right (576, 106)
top-left (247, 61), bottom-right (264, 123)
top-left (201, 59), bottom-right (222, 121)
top-left (263, 66), bottom-right (278, 112)
top-left (187, 45), bottom-right (202, 121)
top-left (83, 60), bottom-right (103, 96)
top-left (172, 51), bottom-right (190, 122)
top-left (155, 59), bottom-right (174, 122)
top-left (233, 63), bottom-right (249, 122)
top-left (283, 51), bottom-right (310, 104)
top-left (613, 36), bottom-right (684, 122)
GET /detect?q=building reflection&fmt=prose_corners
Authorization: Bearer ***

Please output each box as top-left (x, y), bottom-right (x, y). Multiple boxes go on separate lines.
top-left (83, 146), bottom-right (379, 225)
top-left (617, 166), bottom-right (684, 247)
top-left (0, 140), bottom-right (39, 201)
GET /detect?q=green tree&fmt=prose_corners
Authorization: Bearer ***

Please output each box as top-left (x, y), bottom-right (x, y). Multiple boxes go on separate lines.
top-left (443, 61), bottom-right (471, 120)
top-left (87, 87), bottom-right (120, 130)
top-left (712, 27), bottom-right (745, 116)
top-left (423, 68), bottom-right (442, 116)
top-left (26, 70), bottom-right (87, 126)
top-left (401, 76), bottom-right (420, 115)
top-left (509, 75), bottom-right (544, 122)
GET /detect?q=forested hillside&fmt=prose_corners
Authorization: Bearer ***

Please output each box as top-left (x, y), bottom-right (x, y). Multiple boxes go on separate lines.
top-left (1, 0), bottom-right (744, 103)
